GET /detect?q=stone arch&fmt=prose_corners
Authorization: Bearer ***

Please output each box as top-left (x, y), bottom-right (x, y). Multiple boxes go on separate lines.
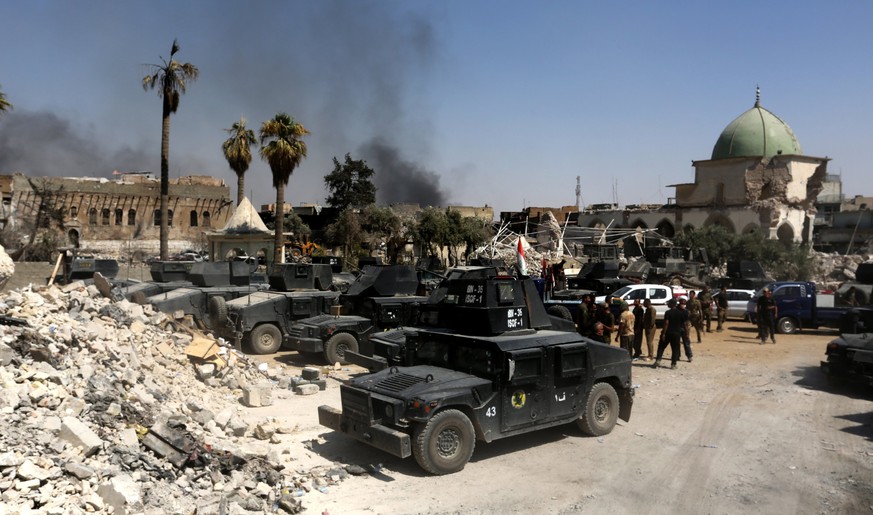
top-left (153, 209), bottom-right (160, 226)
top-left (777, 222), bottom-right (795, 245)
top-left (630, 218), bottom-right (648, 229)
top-left (655, 218), bottom-right (675, 238)
top-left (202, 211), bottom-right (211, 227)
top-left (115, 208), bottom-right (123, 225)
top-left (89, 208), bottom-right (97, 226)
top-left (69, 206), bottom-right (78, 219)
top-left (168, 209), bottom-right (174, 227)
top-left (190, 210), bottom-right (198, 227)
top-left (742, 223), bottom-right (760, 235)
top-left (68, 229), bottom-right (80, 248)
top-left (101, 208), bottom-right (110, 225)
top-left (128, 209), bottom-right (136, 226)
top-left (588, 218), bottom-right (606, 229)
top-left (704, 213), bottom-right (736, 234)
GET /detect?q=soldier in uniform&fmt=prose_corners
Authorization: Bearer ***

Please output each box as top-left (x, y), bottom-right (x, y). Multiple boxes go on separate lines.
top-left (643, 298), bottom-right (657, 360)
top-left (575, 295), bottom-right (590, 337)
top-left (616, 301), bottom-right (635, 357)
top-left (687, 290), bottom-right (704, 343)
top-left (654, 299), bottom-right (683, 369)
top-left (715, 286), bottom-right (729, 331)
top-left (699, 286), bottom-right (714, 332)
top-left (632, 298), bottom-right (645, 359)
top-left (677, 297), bottom-right (693, 363)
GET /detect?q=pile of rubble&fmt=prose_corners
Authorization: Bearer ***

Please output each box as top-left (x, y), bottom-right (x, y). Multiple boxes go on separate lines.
top-left (0, 279), bottom-right (360, 514)
top-left (812, 252), bottom-right (873, 289)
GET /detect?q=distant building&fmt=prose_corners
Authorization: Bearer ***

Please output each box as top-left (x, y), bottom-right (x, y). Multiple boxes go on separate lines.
top-left (0, 172), bottom-right (233, 258)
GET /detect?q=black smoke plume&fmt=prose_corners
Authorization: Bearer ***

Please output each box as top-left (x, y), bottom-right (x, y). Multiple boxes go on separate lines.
top-left (361, 139), bottom-right (447, 207)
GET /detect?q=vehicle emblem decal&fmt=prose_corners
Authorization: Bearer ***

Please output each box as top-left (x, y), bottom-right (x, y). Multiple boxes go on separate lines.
top-left (511, 390), bottom-right (526, 409)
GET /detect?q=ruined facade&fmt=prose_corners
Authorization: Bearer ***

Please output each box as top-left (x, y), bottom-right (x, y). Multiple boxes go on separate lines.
top-left (552, 91), bottom-right (828, 246)
top-left (0, 172), bottom-right (234, 257)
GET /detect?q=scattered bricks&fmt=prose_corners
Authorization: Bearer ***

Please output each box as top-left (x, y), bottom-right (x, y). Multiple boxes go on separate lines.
top-left (196, 363), bottom-right (217, 380)
top-left (64, 461), bottom-right (95, 480)
top-left (16, 459), bottom-right (49, 481)
top-left (0, 341), bottom-right (14, 366)
top-left (214, 407), bottom-right (234, 429)
top-left (310, 378), bottom-right (327, 391)
top-left (242, 383), bottom-right (273, 407)
top-left (228, 418), bottom-right (249, 437)
top-left (97, 474), bottom-right (143, 515)
top-left (118, 427), bottom-right (139, 448)
top-left (58, 417), bottom-right (103, 457)
top-left (253, 422), bottom-right (277, 441)
top-left (192, 409), bottom-right (214, 426)
top-left (294, 384), bottom-right (319, 396)
top-left (301, 367), bottom-right (320, 381)
top-left (58, 397), bottom-right (87, 418)
top-left (15, 478), bottom-right (41, 492)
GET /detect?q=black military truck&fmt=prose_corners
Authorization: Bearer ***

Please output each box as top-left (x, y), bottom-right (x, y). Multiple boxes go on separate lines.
top-left (145, 261), bottom-right (268, 329)
top-left (284, 265), bottom-right (428, 365)
top-left (119, 261), bottom-right (198, 303)
top-left (211, 263), bottom-right (339, 354)
top-left (318, 268), bottom-right (634, 475)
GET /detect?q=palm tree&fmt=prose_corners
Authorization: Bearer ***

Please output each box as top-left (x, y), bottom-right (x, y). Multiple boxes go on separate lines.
top-left (259, 113), bottom-right (310, 265)
top-left (142, 39), bottom-right (199, 261)
top-left (221, 116), bottom-right (256, 206)
top-left (0, 84), bottom-right (12, 117)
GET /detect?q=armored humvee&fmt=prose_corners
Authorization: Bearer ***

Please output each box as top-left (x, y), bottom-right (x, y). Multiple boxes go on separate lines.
top-left (119, 261), bottom-right (198, 303)
top-left (318, 267), bottom-right (634, 475)
top-left (145, 261), bottom-right (268, 329)
top-left (211, 263), bottom-right (340, 354)
top-left (284, 265), bottom-right (429, 365)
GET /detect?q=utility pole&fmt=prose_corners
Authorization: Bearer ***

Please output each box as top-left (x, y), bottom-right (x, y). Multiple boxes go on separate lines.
top-left (575, 175), bottom-right (581, 211)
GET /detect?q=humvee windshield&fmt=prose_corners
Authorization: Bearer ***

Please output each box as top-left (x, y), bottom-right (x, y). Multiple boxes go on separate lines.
top-left (414, 340), bottom-right (498, 378)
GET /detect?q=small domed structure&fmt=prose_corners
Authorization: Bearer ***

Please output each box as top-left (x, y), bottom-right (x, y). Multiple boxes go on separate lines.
top-left (711, 87), bottom-right (802, 160)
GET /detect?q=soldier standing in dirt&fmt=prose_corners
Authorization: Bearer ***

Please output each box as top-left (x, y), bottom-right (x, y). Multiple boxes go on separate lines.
top-left (677, 297), bottom-right (694, 362)
top-left (687, 290), bottom-right (705, 343)
top-left (575, 295), bottom-right (590, 337)
top-left (654, 298), bottom-right (683, 369)
top-left (715, 286), bottom-right (729, 331)
top-left (616, 301), bottom-right (635, 357)
top-left (595, 302), bottom-right (616, 343)
top-left (756, 288), bottom-right (778, 344)
top-left (643, 298), bottom-right (657, 360)
top-left (632, 298), bottom-right (645, 359)
top-left (699, 286), bottom-right (714, 332)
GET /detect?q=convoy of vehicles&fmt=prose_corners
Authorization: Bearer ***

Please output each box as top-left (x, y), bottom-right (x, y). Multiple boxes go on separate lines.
top-left (284, 265), bottom-right (428, 365)
top-left (211, 263), bottom-right (340, 354)
top-left (318, 267), bottom-right (634, 475)
top-left (744, 281), bottom-right (863, 334)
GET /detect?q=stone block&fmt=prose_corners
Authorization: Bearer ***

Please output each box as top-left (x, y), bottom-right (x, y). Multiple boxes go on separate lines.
top-left (241, 383), bottom-right (273, 407)
top-left (118, 427), bottom-right (139, 448)
top-left (294, 384), bottom-right (319, 396)
top-left (0, 341), bottom-right (14, 366)
top-left (58, 416), bottom-right (103, 457)
top-left (228, 418), bottom-right (249, 437)
top-left (64, 461), bottom-right (95, 480)
top-left (97, 474), bottom-right (143, 515)
top-left (253, 422), bottom-right (276, 441)
top-left (301, 367), bottom-right (320, 380)
top-left (17, 459), bottom-right (49, 481)
top-left (58, 397), bottom-right (86, 418)
top-left (214, 407), bottom-right (234, 429)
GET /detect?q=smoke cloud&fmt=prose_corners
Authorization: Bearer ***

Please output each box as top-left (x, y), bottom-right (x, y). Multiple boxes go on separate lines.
top-left (361, 139), bottom-right (447, 207)
top-left (0, 111), bottom-right (153, 177)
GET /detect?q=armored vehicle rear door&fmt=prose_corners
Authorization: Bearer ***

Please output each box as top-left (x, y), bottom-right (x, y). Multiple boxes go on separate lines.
top-left (501, 348), bottom-right (549, 431)
top-left (549, 343), bottom-right (588, 419)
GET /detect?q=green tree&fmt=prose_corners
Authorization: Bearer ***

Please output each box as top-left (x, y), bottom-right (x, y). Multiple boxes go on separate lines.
top-left (222, 116), bottom-right (256, 206)
top-left (324, 153), bottom-right (376, 210)
top-left (259, 113), bottom-right (310, 265)
top-left (459, 215), bottom-right (492, 263)
top-left (412, 207), bottom-right (449, 258)
top-left (673, 224), bottom-right (734, 270)
top-left (326, 208), bottom-right (363, 264)
top-left (142, 39), bottom-right (199, 261)
top-left (361, 205), bottom-right (402, 258)
top-left (0, 84), bottom-right (11, 117)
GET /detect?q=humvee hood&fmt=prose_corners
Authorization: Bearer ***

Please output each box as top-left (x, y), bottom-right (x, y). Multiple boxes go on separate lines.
top-left (833, 334), bottom-right (873, 351)
top-left (349, 365), bottom-right (492, 397)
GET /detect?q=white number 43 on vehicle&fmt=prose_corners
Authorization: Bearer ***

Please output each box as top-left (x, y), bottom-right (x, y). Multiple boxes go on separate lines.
top-left (485, 406), bottom-right (497, 417)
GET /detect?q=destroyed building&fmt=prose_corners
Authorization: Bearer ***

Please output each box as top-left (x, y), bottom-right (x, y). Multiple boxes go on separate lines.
top-left (502, 89), bottom-right (832, 248)
top-left (0, 173), bottom-right (234, 258)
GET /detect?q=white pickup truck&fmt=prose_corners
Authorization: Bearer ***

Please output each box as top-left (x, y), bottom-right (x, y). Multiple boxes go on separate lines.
top-left (595, 284), bottom-right (677, 319)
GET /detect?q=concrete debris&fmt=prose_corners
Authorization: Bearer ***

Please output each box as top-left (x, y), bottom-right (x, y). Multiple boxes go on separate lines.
top-left (0, 278), bottom-right (350, 513)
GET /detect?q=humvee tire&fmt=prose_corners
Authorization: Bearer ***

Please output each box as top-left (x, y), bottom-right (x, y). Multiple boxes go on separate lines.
top-left (578, 382), bottom-right (619, 436)
top-left (324, 332), bottom-right (358, 365)
top-left (208, 296), bottom-right (228, 326)
top-left (249, 323), bottom-right (282, 354)
top-left (413, 409), bottom-right (476, 475)
top-left (547, 305), bottom-right (573, 321)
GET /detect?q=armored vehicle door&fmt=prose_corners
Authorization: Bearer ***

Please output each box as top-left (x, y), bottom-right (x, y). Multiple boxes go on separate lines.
top-left (549, 343), bottom-right (588, 419)
top-left (501, 348), bottom-right (549, 431)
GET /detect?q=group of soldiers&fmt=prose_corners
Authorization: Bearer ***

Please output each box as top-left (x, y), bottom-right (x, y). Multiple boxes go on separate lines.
top-left (573, 286), bottom-right (732, 370)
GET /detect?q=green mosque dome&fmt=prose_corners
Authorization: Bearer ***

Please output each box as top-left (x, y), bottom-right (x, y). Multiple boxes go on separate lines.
top-left (711, 89), bottom-right (802, 160)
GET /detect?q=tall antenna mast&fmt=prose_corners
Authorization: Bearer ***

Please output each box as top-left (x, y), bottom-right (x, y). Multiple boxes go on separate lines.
top-left (575, 176), bottom-right (581, 211)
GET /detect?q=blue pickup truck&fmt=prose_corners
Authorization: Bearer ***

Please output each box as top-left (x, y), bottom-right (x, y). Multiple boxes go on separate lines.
top-left (745, 281), bottom-right (869, 334)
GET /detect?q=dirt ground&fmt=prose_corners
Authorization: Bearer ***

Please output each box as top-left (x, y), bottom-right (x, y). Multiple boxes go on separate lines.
top-left (248, 321), bottom-right (873, 515)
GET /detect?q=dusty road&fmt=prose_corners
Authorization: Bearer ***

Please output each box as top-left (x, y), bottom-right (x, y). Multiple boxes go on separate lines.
top-left (249, 322), bottom-right (873, 515)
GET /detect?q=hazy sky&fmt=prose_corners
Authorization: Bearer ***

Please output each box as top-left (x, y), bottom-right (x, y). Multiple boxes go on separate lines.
top-left (1, 1), bottom-right (871, 216)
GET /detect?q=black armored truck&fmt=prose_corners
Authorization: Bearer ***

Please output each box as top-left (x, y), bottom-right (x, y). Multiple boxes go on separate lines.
top-left (318, 267), bottom-right (634, 475)
top-left (211, 263), bottom-right (340, 354)
top-left (284, 265), bottom-right (428, 365)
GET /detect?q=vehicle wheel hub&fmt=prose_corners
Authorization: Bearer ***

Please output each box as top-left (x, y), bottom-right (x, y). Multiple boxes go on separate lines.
top-left (436, 428), bottom-right (460, 457)
top-left (594, 398), bottom-right (610, 422)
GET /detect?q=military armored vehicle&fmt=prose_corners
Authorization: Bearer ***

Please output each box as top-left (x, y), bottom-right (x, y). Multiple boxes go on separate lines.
top-left (51, 251), bottom-right (120, 285)
top-left (211, 263), bottom-right (340, 354)
top-left (119, 261), bottom-right (198, 303)
top-left (284, 265), bottom-right (429, 365)
top-left (318, 267), bottom-right (634, 475)
top-left (145, 261), bottom-right (268, 329)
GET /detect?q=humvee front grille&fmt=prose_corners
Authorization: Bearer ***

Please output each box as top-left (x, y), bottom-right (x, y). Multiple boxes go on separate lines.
top-left (376, 373), bottom-right (426, 393)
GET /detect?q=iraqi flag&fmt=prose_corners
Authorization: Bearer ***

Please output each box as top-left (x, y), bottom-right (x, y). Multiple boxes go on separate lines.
top-left (516, 237), bottom-right (527, 276)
